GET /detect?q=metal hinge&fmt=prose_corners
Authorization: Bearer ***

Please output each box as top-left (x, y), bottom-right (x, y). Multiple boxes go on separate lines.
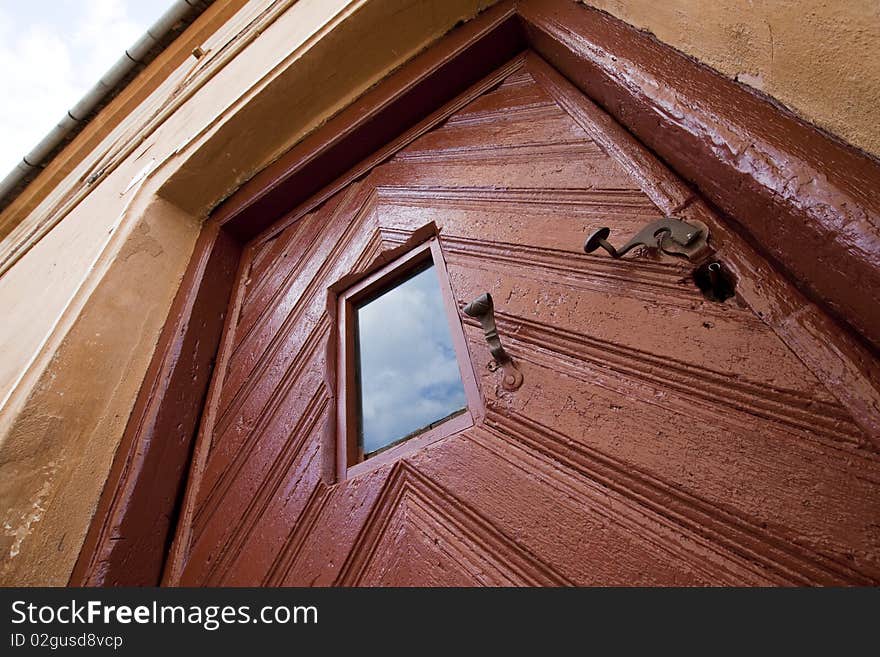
top-left (584, 217), bottom-right (710, 261)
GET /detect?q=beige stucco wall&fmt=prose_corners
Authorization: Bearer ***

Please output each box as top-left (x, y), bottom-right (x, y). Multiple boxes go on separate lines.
top-left (582, 0), bottom-right (880, 158)
top-left (0, 0), bottom-right (496, 585)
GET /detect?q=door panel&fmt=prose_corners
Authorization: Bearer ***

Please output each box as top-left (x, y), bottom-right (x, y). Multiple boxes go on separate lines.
top-left (168, 54), bottom-right (880, 586)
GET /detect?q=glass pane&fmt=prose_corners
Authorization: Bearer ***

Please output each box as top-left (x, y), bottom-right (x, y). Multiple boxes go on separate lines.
top-left (356, 262), bottom-right (467, 455)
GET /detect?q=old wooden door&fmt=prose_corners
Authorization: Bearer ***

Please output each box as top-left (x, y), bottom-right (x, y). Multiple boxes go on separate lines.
top-left (165, 54), bottom-right (880, 586)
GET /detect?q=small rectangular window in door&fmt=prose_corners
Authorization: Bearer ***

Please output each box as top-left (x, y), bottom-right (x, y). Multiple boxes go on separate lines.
top-left (335, 239), bottom-right (481, 479)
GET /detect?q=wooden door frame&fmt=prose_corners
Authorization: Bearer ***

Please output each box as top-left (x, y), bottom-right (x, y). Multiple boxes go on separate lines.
top-left (71, 0), bottom-right (880, 586)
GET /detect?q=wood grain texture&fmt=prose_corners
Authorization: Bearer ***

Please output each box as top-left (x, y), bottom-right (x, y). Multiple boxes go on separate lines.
top-left (524, 53), bottom-right (880, 446)
top-left (518, 0), bottom-right (880, 353)
top-left (165, 61), bottom-right (880, 586)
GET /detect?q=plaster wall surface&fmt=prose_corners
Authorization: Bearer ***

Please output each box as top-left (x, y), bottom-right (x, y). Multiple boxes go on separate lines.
top-left (581, 0), bottom-right (880, 158)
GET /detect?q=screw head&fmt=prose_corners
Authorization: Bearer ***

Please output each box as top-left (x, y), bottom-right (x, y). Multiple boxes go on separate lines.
top-left (584, 227), bottom-right (611, 253)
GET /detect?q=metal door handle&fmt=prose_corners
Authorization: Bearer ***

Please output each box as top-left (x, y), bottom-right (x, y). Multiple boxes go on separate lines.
top-left (584, 217), bottom-right (709, 260)
top-left (462, 293), bottom-right (523, 391)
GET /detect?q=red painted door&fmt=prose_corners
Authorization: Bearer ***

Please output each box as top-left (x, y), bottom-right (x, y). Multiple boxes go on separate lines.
top-left (166, 54), bottom-right (880, 586)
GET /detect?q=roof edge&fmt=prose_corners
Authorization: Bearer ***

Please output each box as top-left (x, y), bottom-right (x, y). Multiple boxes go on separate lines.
top-left (0, 0), bottom-right (213, 213)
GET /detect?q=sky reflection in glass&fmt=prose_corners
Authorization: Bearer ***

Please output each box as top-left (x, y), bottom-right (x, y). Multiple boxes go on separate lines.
top-left (356, 264), bottom-right (466, 455)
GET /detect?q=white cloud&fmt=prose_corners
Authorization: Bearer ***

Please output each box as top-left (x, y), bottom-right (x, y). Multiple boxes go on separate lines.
top-left (0, 20), bottom-right (77, 174)
top-left (73, 0), bottom-right (143, 83)
top-left (0, 0), bottom-right (176, 177)
top-left (357, 266), bottom-right (468, 453)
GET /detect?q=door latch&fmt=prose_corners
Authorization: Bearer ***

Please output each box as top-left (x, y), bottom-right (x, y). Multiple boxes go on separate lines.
top-left (462, 293), bottom-right (523, 391)
top-left (584, 217), bottom-right (709, 261)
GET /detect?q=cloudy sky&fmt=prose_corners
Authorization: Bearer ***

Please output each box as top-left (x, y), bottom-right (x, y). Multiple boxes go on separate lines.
top-left (0, 0), bottom-right (178, 176)
top-left (357, 265), bottom-right (467, 454)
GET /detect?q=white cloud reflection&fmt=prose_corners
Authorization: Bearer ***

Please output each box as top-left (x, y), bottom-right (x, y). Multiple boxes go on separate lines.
top-left (356, 264), bottom-right (466, 454)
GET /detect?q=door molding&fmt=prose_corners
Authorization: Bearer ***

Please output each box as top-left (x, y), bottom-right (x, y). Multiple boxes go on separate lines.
top-left (71, 0), bottom-right (880, 586)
